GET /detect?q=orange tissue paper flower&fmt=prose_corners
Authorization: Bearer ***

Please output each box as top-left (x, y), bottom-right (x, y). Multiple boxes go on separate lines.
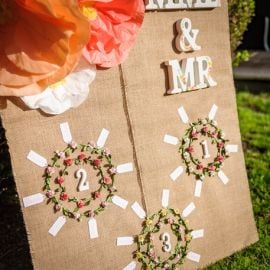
top-left (79, 0), bottom-right (145, 68)
top-left (0, 0), bottom-right (89, 96)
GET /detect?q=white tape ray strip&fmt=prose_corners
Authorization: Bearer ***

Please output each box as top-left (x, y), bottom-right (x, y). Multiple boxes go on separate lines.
top-left (218, 170), bottom-right (229, 185)
top-left (117, 163), bottom-right (133, 174)
top-left (96, 128), bottom-right (110, 148)
top-left (194, 180), bottom-right (203, 198)
top-left (48, 216), bottom-right (67, 236)
top-left (178, 106), bottom-right (189, 124)
top-left (123, 261), bottom-right (136, 270)
top-left (27, 151), bottom-right (48, 167)
top-left (162, 189), bottom-right (170, 208)
top-left (191, 229), bottom-right (204, 239)
top-left (23, 193), bottom-right (45, 208)
top-left (182, 202), bottom-right (195, 218)
top-left (163, 134), bottom-right (179, 145)
top-left (60, 122), bottom-right (72, 143)
top-left (131, 202), bottom-right (146, 219)
top-left (225, 144), bottom-right (238, 153)
top-left (88, 218), bottom-right (99, 239)
top-left (187, 251), bottom-right (201, 262)
top-left (170, 166), bottom-right (183, 181)
top-left (117, 237), bottom-right (134, 246)
top-left (208, 104), bottom-right (218, 120)
top-left (112, 195), bottom-right (129, 209)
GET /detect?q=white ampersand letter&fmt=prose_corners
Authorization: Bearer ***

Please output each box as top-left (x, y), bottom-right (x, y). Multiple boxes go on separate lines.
top-left (175, 18), bottom-right (201, 52)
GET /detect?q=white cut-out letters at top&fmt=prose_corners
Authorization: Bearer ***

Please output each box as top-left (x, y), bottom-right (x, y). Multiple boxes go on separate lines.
top-left (175, 18), bottom-right (201, 52)
top-left (145, 0), bottom-right (221, 10)
top-left (200, 140), bottom-right (210, 159)
top-left (165, 56), bottom-right (217, 94)
top-left (76, 168), bottom-right (90, 192)
top-left (160, 232), bottom-right (172, 252)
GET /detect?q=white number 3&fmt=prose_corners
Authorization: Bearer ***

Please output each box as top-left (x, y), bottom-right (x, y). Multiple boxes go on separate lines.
top-left (76, 169), bottom-right (90, 192)
top-left (160, 232), bottom-right (172, 253)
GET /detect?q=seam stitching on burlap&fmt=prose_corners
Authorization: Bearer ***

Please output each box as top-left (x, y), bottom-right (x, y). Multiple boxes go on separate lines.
top-left (118, 65), bottom-right (149, 214)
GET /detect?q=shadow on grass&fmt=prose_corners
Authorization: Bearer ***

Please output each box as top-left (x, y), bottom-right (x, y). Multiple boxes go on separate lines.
top-left (0, 118), bottom-right (33, 270)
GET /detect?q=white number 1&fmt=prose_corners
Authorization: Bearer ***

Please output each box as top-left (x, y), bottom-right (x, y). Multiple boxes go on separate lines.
top-left (76, 169), bottom-right (89, 192)
top-left (200, 140), bottom-right (210, 159)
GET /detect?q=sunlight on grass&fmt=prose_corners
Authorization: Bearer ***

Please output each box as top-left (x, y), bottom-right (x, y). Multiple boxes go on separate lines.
top-left (207, 91), bottom-right (270, 270)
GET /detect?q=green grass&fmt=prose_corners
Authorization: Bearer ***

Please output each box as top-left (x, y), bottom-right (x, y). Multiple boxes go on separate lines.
top-left (206, 91), bottom-right (270, 270)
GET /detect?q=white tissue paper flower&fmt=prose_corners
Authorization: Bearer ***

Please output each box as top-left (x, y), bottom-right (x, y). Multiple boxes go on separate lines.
top-left (21, 57), bottom-right (96, 115)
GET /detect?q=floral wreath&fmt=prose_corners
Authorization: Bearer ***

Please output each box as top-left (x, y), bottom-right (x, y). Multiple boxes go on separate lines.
top-left (179, 118), bottom-right (229, 180)
top-left (44, 141), bottom-right (117, 221)
top-left (134, 207), bottom-right (192, 270)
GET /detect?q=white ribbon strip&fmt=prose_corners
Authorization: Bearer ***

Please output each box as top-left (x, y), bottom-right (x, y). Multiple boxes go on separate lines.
top-left (88, 218), bottom-right (99, 239)
top-left (23, 193), bottom-right (45, 208)
top-left (96, 128), bottom-right (110, 148)
top-left (191, 229), bottom-right (204, 239)
top-left (178, 106), bottom-right (189, 124)
top-left (182, 202), bottom-right (195, 218)
top-left (218, 170), bottom-right (229, 185)
top-left (187, 251), bottom-right (201, 262)
top-left (117, 237), bottom-right (134, 246)
top-left (60, 122), bottom-right (72, 144)
top-left (48, 216), bottom-right (67, 237)
top-left (112, 195), bottom-right (129, 209)
top-left (27, 151), bottom-right (48, 167)
top-left (116, 163), bottom-right (133, 174)
top-left (170, 166), bottom-right (183, 181)
top-left (161, 189), bottom-right (170, 208)
top-left (208, 104), bottom-right (218, 120)
top-left (131, 202), bottom-right (146, 219)
top-left (194, 180), bottom-right (203, 198)
top-left (225, 144), bottom-right (238, 153)
top-left (123, 261), bottom-right (136, 270)
top-left (163, 134), bottom-right (179, 145)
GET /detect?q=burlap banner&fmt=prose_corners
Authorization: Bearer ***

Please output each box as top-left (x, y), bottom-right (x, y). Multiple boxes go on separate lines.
top-left (0, 1), bottom-right (257, 269)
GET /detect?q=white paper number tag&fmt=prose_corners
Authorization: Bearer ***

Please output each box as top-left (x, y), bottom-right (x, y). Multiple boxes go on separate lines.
top-left (218, 170), bottom-right (229, 185)
top-left (191, 229), bottom-right (204, 239)
top-left (97, 128), bottom-right (110, 148)
top-left (112, 195), bottom-right (129, 209)
top-left (163, 134), bottom-right (179, 145)
top-left (48, 216), bottom-right (67, 237)
top-left (60, 122), bottom-right (72, 143)
top-left (170, 166), bottom-right (183, 181)
top-left (123, 261), bottom-right (136, 270)
top-left (208, 104), bottom-right (218, 120)
top-left (178, 106), bottom-right (189, 124)
top-left (117, 237), bottom-right (134, 246)
top-left (194, 180), bottom-right (203, 198)
top-left (182, 202), bottom-right (195, 218)
top-left (23, 193), bottom-right (45, 208)
top-left (187, 251), bottom-right (201, 262)
top-left (131, 202), bottom-right (146, 219)
top-left (88, 218), bottom-right (99, 239)
top-left (27, 151), bottom-right (48, 167)
top-left (162, 189), bottom-right (170, 208)
top-left (226, 144), bottom-right (238, 153)
top-left (116, 163), bottom-right (133, 174)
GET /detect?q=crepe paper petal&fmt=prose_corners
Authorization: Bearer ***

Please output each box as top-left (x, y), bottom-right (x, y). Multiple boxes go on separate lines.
top-left (79, 0), bottom-right (145, 68)
top-left (0, 0), bottom-right (89, 96)
top-left (21, 57), bottom-right (96, 115)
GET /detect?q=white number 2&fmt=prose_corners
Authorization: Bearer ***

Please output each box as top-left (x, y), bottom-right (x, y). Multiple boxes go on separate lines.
top-left (200, 140), bottom-right (210, 159)
top-left (160, 232), bottom-right (172, 253)
top-left (76, 169), bottom-right (89, 192)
